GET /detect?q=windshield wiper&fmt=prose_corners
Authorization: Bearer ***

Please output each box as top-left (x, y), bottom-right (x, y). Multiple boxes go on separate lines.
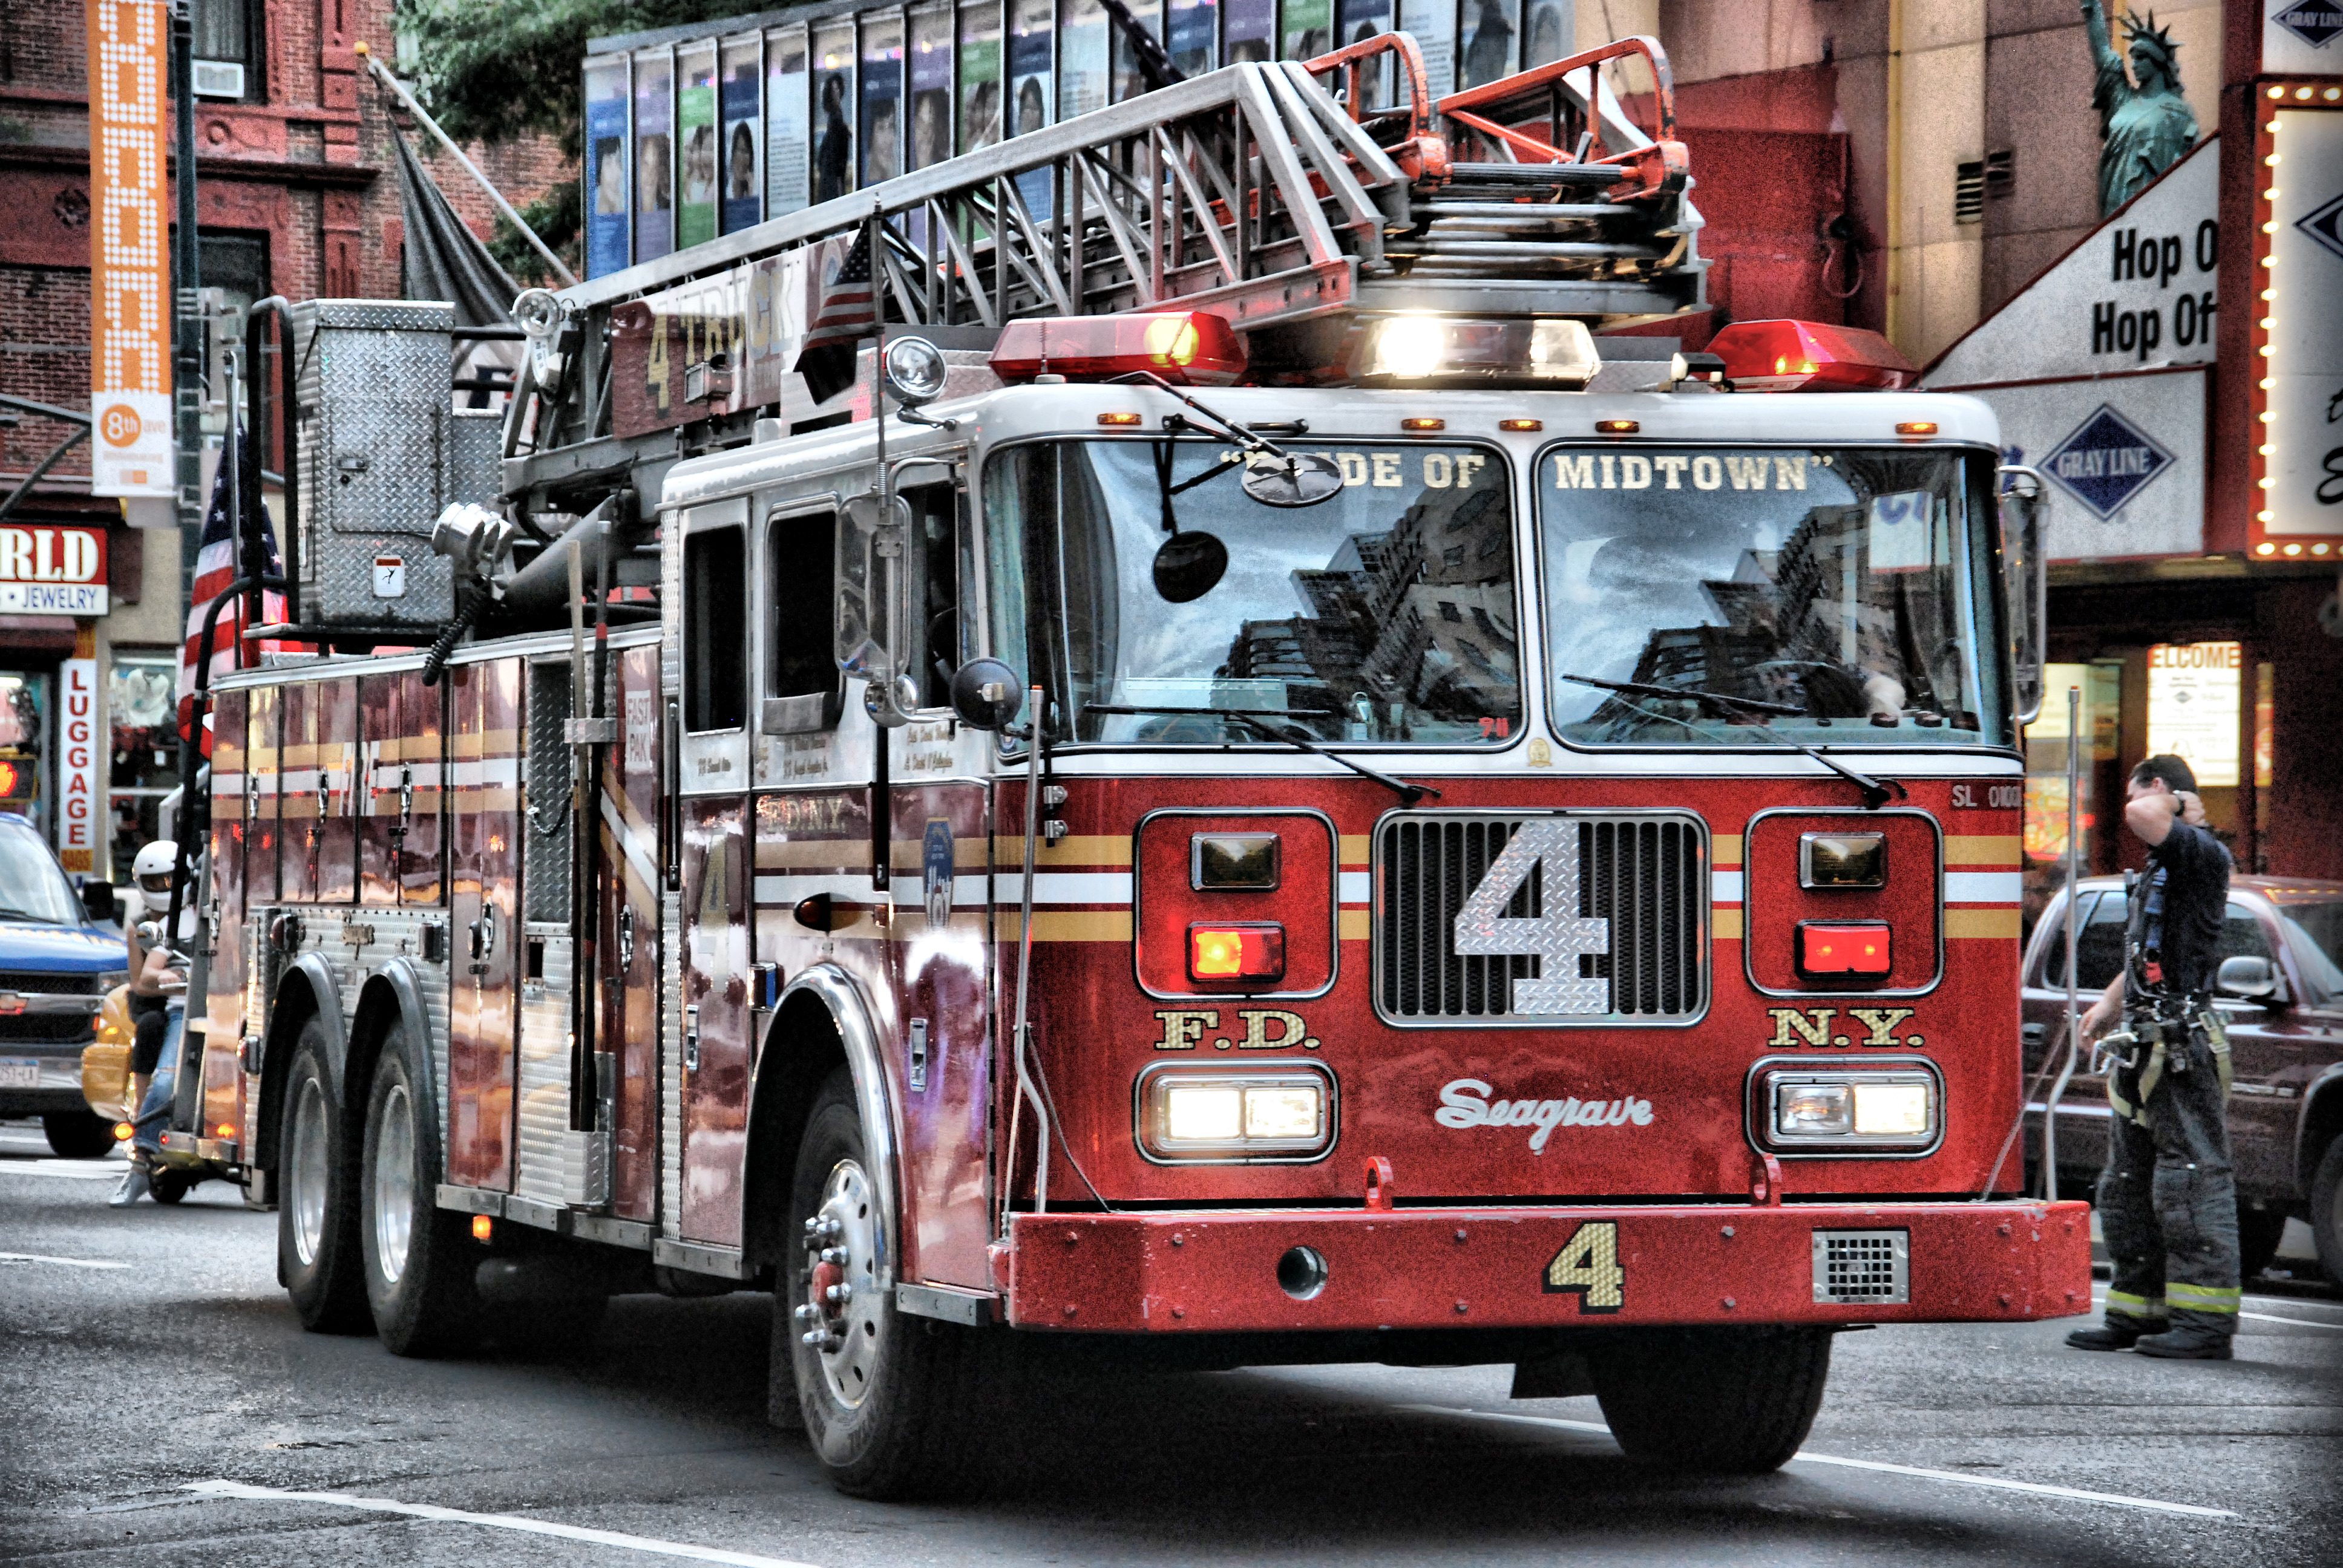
top-left (1083, 704), bottom-right (1442, 805)
top-left (0, 904), bottom-right (62, 923)
top-left (1560, 673), bottom-right (1907, 810)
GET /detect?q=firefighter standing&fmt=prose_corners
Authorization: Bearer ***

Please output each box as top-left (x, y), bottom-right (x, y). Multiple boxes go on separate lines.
top-left (2067, 756), bottom-right (2240, 1360)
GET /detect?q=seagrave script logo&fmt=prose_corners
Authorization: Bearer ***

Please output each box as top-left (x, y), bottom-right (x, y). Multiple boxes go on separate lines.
top-left (2042, 403), bottom-right (2174, 519)
top-left (1436, 1079), bottom-right (1654, 1153)
top-left (2295, 188), bottom-right (2343, 264)
top-left (2272, 2), bottom-right (2342, 50)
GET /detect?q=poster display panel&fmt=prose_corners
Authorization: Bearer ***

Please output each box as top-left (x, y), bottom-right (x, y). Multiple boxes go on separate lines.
top-left (585, 59), bottom-right (631, 277)
top-left (766, 27), bottom-right (811, 218)
top-left (960, 1), bottom-right (1004, 153)
top-left (677, 44), bottom-right (718, 249)
top-left (1398, 0), bottom-right (1453, 95)
top-left (1280, 0), bottom-right (1332, 60)
top-left (634, 50), bottom-right (675, 264)
top-left (719, 38), bottom-right (762, 235)
top-left (1457, 0), bottom-right (1519, 87)
top-left (909, 5), bottom-right (955, 169)
top-left (1522, 0), bottom-right (1570, 65)
top-left (2257, 100), bottom-right (2343, 557)
top-left (1060, 0), bottom-right (1112, 121)
top-left (813, 24), bottom-right (857, 203)
top-left (1112, 0), bottom-right (1164, 101)
top-left (1167, 0), bottom-right (1219, 77)
top-left (862, 13), bottom-right (906, 189)
top-left (1009, 0), bottom-right (1056, 221)
top-left (1225, 0), bottom-right (1274, 62)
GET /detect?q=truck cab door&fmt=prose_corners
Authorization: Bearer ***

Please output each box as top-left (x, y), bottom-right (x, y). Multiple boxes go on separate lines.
top-left (677, 500), bottom-right (753, 1245)
top-left (447, 657), bottom-right (523, 1191)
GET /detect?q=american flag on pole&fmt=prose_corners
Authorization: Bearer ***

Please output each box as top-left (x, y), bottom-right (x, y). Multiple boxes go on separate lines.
top-left (176, 430), bottom-right (284, 752)
top-left (796, 224), bottom-right (879, 403)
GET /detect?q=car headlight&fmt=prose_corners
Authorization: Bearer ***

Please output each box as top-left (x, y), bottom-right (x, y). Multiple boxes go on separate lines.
top-left (96, 969), bottom-right (130, 991)
top-left (1760, 1067), bottom-right (1939, 1152)
top-left (1137, 1065), bottom-right (1334, 1162)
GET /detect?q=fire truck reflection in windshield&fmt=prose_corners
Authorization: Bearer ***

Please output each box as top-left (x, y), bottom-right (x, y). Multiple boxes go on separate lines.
top-left (985, 440), bottom-right (1521, 746)
top-left (1541, 447), bottom-right (2005, 745)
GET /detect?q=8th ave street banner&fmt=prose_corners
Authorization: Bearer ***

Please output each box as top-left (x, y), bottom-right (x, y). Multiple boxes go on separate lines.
top-left (86, 0), bottom-right (172, 500)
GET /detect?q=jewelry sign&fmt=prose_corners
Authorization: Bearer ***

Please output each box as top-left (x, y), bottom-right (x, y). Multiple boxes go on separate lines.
top-left (86, 0), bottom-right (174, 500)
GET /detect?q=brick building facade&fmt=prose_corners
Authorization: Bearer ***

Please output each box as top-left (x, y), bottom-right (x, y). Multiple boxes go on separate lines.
top-left (0, 0), bottom-right (571, 878)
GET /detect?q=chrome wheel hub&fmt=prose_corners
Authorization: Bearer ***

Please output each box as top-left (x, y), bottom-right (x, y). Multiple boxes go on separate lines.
top-left (371, 1082), bottom-right (415, 1284)
top-left (797, 1158), bottom-right (883, 1409)
top-left (287, 1076), bottom-right (330, 1267)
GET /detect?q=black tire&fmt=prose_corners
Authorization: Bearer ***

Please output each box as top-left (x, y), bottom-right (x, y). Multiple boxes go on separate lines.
top-left (778, 1068), bottom-right (991, 1500)
top-left (149, 1168), bottom-right (192, 1204)
top-left (2311, 1134), bottom-right (2343, 1287)
top-left (42, 1109), bottom-right (114, 1159)
top-left (2238, 1199), bottom-right (2289, 1281)
top-left (1593, 1327), bottom-right (1833, 1474)
top-left (277, 1017), bottom-right (369, 1333)
top-left (359, 1034), bottom-right (481, 1356)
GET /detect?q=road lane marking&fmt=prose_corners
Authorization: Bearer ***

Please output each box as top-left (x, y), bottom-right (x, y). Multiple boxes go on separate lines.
top-left (0, 1252), bottom-right (132, 1269)
top-left (183, 1481), bottom-right (825, 1567)
top-left (1396, 1406), bottom-right (2236, 1518)
top-left (0, 1159), bottom-right (129, 1180)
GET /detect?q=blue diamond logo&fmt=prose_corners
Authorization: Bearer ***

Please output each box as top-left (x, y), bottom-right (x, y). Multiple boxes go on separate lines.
top-left (2296, 189), bottom-right (2343, 263)
top-left (2272, 2), bottom-right (2342, 49)
top-left (2042, 405), bottom-right (2174, 520)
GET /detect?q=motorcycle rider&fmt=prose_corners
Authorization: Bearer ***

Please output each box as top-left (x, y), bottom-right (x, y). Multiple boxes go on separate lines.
top-left (110, 841), bottom-right (189, 1209)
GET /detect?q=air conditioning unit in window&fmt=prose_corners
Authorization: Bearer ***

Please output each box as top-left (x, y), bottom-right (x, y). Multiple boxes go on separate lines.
top-left (191, 59), bottom-right (244, 100)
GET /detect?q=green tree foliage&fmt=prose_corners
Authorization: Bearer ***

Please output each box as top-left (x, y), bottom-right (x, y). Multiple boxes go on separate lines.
top-left (398, 0), bottom-right (747, 275)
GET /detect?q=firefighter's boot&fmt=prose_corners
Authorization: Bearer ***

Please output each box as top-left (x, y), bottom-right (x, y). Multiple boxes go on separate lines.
top-left (2134, 1324), bottom-right (2233, 1361)
top-left (2066, 1319), bottom-right (2161, 1351)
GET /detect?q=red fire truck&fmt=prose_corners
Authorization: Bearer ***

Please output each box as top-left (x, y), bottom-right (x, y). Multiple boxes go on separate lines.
top-left (175, 34), bottom-right (2088, 1499)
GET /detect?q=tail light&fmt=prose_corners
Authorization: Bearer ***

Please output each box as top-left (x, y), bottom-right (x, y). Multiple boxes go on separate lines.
top-left (1189, 924), bottom-right (1285, 984)
top-left (1797, 922), bottom-right (1892, 978)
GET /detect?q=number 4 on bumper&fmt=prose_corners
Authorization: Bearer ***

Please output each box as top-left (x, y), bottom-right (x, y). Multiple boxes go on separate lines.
top-left (1544, 1220), bottom-right (1624, 1312)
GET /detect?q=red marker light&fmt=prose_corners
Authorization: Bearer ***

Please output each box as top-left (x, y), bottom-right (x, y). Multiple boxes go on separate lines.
top-left (991, 312), bottom-right (1247, 386)
top-left (1188, 923), bottom-right (1286, 984)
top-left (1709, 319), bottom-right (1917, 393)
top-left (1797, 923), bottom-right (1892, 977)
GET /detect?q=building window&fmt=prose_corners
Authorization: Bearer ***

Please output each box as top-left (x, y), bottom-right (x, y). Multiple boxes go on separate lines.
top-left (192, 0), bottom-right (261, 102)
top-left (109, 656), bottom-right (181, 881)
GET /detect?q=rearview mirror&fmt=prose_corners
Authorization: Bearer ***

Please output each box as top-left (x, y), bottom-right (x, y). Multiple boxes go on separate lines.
top-left (80, 880), bottom-right (119, 925)
top-left (949, 658), bottom-right (1025, 731)
top-left (1997, 465), bottom-right (2047, 726)
top-left (2215, 954), bottom-right (2284, 1004)
top-left (836, 490), bottom-right (911, 694)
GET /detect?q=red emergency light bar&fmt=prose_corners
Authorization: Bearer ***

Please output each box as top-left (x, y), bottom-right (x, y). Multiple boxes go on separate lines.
top-left (991, 312), bottom-right (1247, 387)
top-left (1708, 319), bottom-right (1916, 393)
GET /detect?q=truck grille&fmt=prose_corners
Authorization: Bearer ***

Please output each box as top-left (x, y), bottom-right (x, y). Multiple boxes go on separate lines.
top-left (0, 1014), bottom-right (97, 1043)
top-left (1373, 813), bottom-right (1706, 1024)
top-left (0, 971), bottom-right (102, 995)
top-left (1812, 1229), bottom-right (1910, 1305)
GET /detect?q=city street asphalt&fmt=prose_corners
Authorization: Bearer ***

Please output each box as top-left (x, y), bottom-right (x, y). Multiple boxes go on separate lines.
top-left (2, 1120), bottom-right (2336, 1567)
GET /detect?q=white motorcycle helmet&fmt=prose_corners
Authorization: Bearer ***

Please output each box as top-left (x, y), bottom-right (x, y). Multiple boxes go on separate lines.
top-left (133, 840), bottom-right (179, 915)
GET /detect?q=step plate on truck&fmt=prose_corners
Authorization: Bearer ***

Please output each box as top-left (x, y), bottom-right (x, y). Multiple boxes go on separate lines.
top-left (1006, 1201), bottom-right (2088, 1333)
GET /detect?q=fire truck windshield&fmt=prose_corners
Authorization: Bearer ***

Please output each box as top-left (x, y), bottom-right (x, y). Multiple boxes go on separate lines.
top-left (1537, 445), bottom-right (2010, 747)
top-left (985, 439), bottom-right (1521, 746)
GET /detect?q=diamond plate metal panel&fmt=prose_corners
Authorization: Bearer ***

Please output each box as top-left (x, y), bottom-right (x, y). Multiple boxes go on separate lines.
top-left (513, 930), bottom-right (574, 1206)
top-left (523, 663), bottom-right (573, 922)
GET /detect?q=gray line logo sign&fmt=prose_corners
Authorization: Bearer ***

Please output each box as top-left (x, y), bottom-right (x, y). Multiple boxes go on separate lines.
top-left (2042, 403), bottom-right (2175, 520)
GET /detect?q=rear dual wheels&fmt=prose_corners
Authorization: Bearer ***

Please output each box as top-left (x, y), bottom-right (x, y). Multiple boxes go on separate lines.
top-left (359, 1036), bottom-right (480, 1356)
top-left (278, 1019), bottom-right (369, 1333)
top-left (778, 1068), bottom-right (994, 1500)
top-left (1593, 1327), bottom-right (1833, 1474)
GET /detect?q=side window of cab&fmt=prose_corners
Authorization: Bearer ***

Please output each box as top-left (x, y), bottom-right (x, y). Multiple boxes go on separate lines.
top-left (767, 506), bottom-right (841, 732)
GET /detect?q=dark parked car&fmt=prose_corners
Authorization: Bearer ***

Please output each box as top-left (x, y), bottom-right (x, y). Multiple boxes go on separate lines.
top-left (2022, 875), bottom-right (2343, 1280)
top-left (0, 814), bottom-right (129, 1156)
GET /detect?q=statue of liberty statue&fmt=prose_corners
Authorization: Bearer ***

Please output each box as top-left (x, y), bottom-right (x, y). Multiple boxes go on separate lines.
top-left (2084, 2), bottom-right (2198, 216)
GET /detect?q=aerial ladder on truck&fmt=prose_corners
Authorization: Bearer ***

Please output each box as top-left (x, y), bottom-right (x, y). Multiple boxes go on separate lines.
top-left (174, 28), bottom-right (2077, 1506)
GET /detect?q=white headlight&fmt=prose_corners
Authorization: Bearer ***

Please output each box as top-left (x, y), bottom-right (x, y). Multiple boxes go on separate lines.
top-left (1139, 1067), bottom-right (1335, 1162)
top-left (1853, 1082), bottom-right (1932, 1136)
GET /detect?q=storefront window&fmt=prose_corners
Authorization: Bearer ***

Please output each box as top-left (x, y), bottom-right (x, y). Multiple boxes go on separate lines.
top-left (0, 673), bottom-right (42, 831)
top-left (109, 656), bottom-right (180, 876)
top-left (2022, 660), bottom-right (2121, 942)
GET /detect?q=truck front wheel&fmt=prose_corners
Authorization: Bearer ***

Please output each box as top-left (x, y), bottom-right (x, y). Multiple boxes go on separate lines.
top-left (776, 1068), bottom-right (989, 1500)
top-left (278, 1018), bottom-right (369, 1332)
top-left (1593, 1326), bottom-right (1833, 1474)
top-left (360, 1033), bottom-right (480, 1356)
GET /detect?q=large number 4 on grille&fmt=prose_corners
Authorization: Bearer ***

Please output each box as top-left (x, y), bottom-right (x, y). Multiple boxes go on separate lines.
top-left (1452, 820), bottom-right (1611, 1014)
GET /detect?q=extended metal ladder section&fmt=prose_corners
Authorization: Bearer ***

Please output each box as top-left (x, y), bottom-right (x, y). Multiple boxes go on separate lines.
top-left (509, 33), bottom-right (1699, 503)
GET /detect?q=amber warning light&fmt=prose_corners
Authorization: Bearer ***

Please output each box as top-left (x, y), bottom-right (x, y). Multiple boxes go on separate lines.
top-left (1189, 923), bottom-right (1286, 984)
top-left (991, 312), bottom-right (1247, 387)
